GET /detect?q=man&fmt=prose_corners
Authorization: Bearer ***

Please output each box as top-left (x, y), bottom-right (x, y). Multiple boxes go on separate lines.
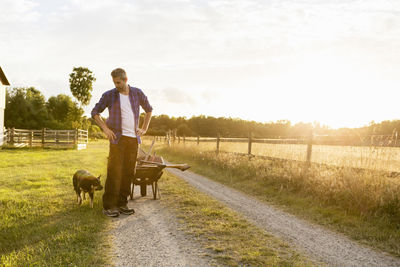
top-left (91, 68), bottom-right (153, 217)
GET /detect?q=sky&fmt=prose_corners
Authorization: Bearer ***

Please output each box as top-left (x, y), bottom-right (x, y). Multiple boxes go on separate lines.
top-left (1, 0), bottom-right (399, 129)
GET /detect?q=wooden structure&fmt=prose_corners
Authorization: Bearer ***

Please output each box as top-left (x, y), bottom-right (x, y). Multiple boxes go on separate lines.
top-left (0, 66), bottom-right (10, 146)
top-left (3, 128), bottom-right (88, 149)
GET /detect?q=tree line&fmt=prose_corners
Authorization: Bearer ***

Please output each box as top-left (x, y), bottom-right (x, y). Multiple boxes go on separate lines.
top-left (4, 86), bottom-right (103, 138)
top-left (6, 87), bottom-right (399, 139)
top-left (143, 115), bottom-right (400, 138)
top-left (4, 67), bottom-right (103, 138)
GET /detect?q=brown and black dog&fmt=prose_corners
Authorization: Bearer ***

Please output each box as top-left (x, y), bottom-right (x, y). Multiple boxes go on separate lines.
top-left (73, 170), bottom-right (103, 208)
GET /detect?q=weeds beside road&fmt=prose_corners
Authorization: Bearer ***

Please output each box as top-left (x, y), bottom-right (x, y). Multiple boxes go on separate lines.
top-left (159, 172), bottom-right (314, 266)
top-left (143, 141), bottom-right (400, 257)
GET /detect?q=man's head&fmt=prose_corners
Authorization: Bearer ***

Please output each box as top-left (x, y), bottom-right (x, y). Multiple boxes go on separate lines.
top-left (111, 68), bottom-right (128, 92)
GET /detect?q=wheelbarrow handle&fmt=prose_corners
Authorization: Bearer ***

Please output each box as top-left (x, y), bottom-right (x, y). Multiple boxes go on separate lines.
top-left (138, 160), bottom-right (190, 172)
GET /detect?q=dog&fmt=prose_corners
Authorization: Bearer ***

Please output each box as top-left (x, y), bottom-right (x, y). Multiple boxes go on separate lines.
top-left (73, 170), bottom-right (103, 208)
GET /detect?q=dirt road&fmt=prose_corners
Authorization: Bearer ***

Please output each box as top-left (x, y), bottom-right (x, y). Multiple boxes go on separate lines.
top-left (111, 190), bottom-right (214, 267)
top-left (167, 168), bottom-right (400, 267)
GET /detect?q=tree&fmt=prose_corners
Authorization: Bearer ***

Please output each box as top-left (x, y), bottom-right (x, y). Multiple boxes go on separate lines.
top-left (69, 67), bottom-right (96, 106)
top-left (46, 94), bottom-right (84, 129)
top-left (5, 87), bottom-right (50, 129)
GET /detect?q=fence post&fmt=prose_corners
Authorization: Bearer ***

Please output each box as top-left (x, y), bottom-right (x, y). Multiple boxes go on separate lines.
top-left (5, 128), bottom-right (8, 144)
top-left (178, 136), bottom-right (181, 143)
top-left (248, 132), bottom-right (252, 155)
top-left (29, 130), bottom-right (33, 148)
top-left (183, 135), bottom-right (185, 144)
top-left (306, 130), bottom-right (313, 168)
top-left (216, 133), bottom-right (220, 154)
top-left (10, 128), bottom-right (15, 146)
top-left (55, 130), bottom-right (59, 144)
top-left (197, 135), bottom-right (200, 145)
top-left (74, 129), bottom-right (78, 146)
top-left (42, 128), bottom-right (45, 148)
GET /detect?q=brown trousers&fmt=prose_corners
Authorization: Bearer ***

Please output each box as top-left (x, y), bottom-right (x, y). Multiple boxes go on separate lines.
top-left (103, 136), bottom-right (138, 209)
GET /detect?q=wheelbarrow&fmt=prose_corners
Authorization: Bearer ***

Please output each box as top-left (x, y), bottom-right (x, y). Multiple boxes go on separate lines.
top-left (130, 142), bottom-right (190, 200)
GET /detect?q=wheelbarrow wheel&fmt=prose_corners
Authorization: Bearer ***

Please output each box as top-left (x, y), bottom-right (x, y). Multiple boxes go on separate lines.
top-left (140, 184), bottom-right (147, 197)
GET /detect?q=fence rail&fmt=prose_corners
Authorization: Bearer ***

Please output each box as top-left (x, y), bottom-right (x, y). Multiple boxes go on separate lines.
top-left (159, 132), bottom-right (400, 147)
top-left (3, 128), bottom-right (88, 149)
top-left (146, 131), bottom-right (400, 170)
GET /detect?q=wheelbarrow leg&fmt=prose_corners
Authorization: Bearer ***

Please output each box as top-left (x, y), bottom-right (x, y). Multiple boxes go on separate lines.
top-left (153, 181), bottom-right (158, 200)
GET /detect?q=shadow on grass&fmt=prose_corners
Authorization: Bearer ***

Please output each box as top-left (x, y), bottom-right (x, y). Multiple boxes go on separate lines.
top-left (0, 200), bottom-right (110, 265)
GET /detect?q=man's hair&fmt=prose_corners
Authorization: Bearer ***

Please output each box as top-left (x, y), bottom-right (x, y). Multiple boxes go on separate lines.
top-left (111, 68), bottom-right (127, 79)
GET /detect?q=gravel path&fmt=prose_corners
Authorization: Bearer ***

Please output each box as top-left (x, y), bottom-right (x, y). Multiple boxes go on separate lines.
top-left (167, 168), bottom-right (400, 267)
top-left (111, 187), bottom-right (214, 267)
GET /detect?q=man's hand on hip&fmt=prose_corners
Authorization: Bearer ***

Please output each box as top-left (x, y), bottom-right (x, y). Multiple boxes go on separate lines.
top-left (103, 127), bottom-right (116, 141)
top-left (136, 128), bottom-right (146, 136)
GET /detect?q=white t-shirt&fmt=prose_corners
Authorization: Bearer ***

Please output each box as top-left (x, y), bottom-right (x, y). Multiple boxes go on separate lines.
top-left (119, 93), bottom-right (136, 138)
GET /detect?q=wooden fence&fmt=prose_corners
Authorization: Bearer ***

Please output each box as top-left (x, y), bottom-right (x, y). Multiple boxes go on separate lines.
top-left (147, 131), bottom-right (400, 167)
top-left (3, 128), bottom-right (88, 150)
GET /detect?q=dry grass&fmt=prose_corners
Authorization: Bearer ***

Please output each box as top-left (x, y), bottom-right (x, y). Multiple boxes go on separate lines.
top-left (163, 139), bottom-right (400, 172)
top-left (142, 138), bottom-right (400, 255)
top-left (145, 138), bottom-right (400, 219)
top-left (159, 172), bottom-right (315, 266)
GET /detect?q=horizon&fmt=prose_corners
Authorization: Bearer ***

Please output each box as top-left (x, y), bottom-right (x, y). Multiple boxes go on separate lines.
top-left (2, 0), bottom-right (399, 130)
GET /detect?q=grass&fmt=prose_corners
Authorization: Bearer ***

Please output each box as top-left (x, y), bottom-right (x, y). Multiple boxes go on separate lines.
top-left (0, 141), bottom-right (112, 266)
top-left (142, 140), bottom-right (400, 257)
top-left (159, 171), bottom-right (315, 266)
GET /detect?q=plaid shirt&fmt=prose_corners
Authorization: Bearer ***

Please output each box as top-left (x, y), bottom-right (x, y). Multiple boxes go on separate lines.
top-left (91, 85), bottom-right (153, 144)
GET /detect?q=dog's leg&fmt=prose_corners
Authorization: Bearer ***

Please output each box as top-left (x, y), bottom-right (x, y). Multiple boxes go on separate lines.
top-left (77, 189), bottom-right (82, 205)
top-left (82, 191), bottom-right (86, 200)
top-left (89, 192), bottom-right (94, 208)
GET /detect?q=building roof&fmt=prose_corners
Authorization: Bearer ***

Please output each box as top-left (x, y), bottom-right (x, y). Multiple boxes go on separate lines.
top-left (0, 66), bottom-right (10, 85)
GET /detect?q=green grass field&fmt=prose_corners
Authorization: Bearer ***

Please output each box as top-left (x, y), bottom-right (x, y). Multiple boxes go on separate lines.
top-left (0, 141), bottom-right (111, 266)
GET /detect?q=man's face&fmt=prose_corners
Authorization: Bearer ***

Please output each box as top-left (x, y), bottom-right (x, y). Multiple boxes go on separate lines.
top-left (113, 77), bottom-right (127, 91)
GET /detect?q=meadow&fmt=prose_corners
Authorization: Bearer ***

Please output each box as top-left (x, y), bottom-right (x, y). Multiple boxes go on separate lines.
top-left (142, 138), bottom-right (400, 256)
top-left (0, 141), bottom-right (111, 266)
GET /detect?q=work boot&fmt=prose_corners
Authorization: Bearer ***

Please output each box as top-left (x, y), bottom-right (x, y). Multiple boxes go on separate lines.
top-left (118, 205), bottom-right (135, 215)
top-left (102, 208), bottom-right (120, 217)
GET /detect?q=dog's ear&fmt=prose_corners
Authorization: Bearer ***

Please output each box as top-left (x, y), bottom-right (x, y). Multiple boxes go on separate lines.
top-left (97, 175), bottom-right (101, 180)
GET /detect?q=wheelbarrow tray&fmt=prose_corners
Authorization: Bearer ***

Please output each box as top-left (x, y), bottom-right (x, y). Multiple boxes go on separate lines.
top-left (131, 163), bottom-right (165, 199)
top-left (130, 147), bottom-right (190, 200)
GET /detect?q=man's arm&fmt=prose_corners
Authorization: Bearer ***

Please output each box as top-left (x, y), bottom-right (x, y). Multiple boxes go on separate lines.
top-left (93, 114), bottom-right (116, 141)
top-left (136, 112), bottom-right (152, 136)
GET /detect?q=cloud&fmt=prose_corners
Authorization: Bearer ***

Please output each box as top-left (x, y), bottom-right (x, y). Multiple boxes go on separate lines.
top-left (162, 87), bottom-right (196, 105)
top-left (2, 0), bottom-right (400, 127)
top-left (0, 0), bottom-right (40, 23)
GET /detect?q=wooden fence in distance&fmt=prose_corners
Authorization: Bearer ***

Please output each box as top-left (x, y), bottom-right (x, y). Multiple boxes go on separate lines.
top-left (3, 128), bottom-right (88, 150)
top-left (147, 130), bottom-right (400, 167)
